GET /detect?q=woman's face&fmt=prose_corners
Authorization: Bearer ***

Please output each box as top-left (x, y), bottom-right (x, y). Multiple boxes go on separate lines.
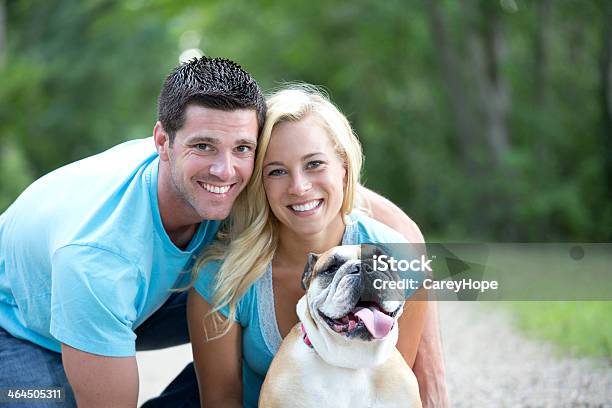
top-left (262, 114), bottom-right (346, 238)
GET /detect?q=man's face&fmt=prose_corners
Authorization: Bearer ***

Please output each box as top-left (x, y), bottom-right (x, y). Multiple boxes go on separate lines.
top-left (160, 105), bottom-right (259, 221)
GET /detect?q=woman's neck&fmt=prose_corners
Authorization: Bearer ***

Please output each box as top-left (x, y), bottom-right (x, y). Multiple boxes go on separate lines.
top-left (274, 216), bottom-right (346, 269)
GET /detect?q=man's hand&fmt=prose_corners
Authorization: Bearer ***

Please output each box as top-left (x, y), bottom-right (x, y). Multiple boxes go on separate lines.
top-left (359, 185), bottom-right (449, 408)
top-left (413, 301), bottom-right (449, 408)
top-left (358, 185), bottom-right (424, 243)
top-left (61, 344), bottom-right (139, 408)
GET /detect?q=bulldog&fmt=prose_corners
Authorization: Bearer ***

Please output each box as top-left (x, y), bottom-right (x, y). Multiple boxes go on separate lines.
top-left (259, 245), bottom-right (422, 408)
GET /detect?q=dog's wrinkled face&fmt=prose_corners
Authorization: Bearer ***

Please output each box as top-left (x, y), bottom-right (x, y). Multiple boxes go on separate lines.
top-left (302, 245), bottom-right (405, 341)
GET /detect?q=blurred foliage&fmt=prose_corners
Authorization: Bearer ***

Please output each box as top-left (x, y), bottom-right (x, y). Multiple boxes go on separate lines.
top-left (0, 138), bottom-right (33, 210)
top-left (1, 0), bottom-right (610, 241)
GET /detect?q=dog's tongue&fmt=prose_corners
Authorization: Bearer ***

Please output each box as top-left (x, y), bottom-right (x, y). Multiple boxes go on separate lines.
top-left (354, 306), bottom-right (394, 339)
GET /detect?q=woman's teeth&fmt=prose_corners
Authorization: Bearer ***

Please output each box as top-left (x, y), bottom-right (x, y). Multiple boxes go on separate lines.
top-left (290, 200), bottom-right (321, 212)
top-left (201, 183), bottom-right (231, 194)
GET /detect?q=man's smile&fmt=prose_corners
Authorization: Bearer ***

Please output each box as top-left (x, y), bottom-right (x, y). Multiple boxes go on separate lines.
top-left (197, 181), bottom-right (237, 195)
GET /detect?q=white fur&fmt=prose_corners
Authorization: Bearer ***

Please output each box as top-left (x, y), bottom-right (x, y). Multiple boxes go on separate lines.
top-left (296, 295), bottom-right (400, 369)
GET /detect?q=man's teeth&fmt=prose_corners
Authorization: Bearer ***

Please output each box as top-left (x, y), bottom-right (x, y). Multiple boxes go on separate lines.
top-left (291, 200), bottom-right (321, 212)
top-left (201, 183), bottom-right (231, 194)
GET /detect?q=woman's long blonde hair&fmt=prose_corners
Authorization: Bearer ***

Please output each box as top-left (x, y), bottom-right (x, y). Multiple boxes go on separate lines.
top-left (194, 84), bottom-right (365, 338)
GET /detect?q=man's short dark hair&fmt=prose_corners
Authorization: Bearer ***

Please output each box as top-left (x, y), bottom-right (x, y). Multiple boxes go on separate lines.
top-left (158, 56), bottom-right (266, 143)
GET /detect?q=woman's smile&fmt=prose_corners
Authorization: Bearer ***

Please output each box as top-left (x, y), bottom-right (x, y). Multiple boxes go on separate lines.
top-left (287, 198), bottom-right (324, 215)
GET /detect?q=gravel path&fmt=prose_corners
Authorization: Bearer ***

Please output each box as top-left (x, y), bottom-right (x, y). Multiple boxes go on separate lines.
top-left (439, 302), bottom-right (612, 407)
top-left (137, 344), bottom-right (192, 406)
top-left (137, 302), bottom-right (612, 407)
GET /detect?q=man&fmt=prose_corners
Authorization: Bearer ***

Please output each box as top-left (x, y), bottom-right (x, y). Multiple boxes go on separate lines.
top-left (0, 56), bottom-right (447, 407)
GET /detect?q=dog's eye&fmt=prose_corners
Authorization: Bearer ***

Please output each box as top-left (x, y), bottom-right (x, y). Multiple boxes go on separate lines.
top-left (321, 259), bottom-right (344, 275)
top-left (321, 264), bottom-right (340, 275)
top-left (321, 258), bottom-right (344, 275)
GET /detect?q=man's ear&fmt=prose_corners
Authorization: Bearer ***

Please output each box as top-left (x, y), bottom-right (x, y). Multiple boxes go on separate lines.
top-left (301, 253), bottom-right (319, 290)
top-left (153, 121), bottom-right (171, 162)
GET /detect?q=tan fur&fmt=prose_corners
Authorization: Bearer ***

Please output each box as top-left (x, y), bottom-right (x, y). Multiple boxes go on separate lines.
top-left (259, 326), bottom-right (302, 408)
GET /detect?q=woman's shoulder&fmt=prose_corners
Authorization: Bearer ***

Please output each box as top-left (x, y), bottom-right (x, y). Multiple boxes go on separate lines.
top-left (192, 258), bottom-right (263, 322)
top-left (193, 259), bottom-right (254, 302)
top-left (345, 210), bottom-right (408, 245)
top-left (192, 259), bottom-right (223, 303)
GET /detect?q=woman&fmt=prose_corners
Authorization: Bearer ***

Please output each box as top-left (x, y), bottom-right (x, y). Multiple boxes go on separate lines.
top-left (187, 85), bottom-right (429, 408)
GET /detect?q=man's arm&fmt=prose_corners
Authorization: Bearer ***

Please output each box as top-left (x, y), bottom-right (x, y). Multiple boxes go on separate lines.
top-left (413, 301), bottom-right (449, 408)
top-left (61, 344), bottom-right (139, 408)
top-left (360, 186), bottom-right (449, 408)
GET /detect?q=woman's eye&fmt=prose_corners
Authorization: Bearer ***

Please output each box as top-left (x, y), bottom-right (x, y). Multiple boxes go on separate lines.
top-left (306, 160), bottom-right (323, 170)
top-left (268, 168), bottom-right (287, 176)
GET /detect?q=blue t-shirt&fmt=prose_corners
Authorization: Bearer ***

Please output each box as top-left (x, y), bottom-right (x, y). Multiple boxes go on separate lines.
top-left (0, 138), bottom-right (220, 357)
top-left (194, 212), bottom-right (407, 408)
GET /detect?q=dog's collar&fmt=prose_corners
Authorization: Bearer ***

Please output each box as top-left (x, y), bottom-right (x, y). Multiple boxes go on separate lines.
top-left (300, 323), bottom-right (313, 349)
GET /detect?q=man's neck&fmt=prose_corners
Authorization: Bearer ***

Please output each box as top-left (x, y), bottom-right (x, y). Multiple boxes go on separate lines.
top-left (166, 223), bottom-right (199, 250)
top-left (158, 198), bottom-right (200, 249)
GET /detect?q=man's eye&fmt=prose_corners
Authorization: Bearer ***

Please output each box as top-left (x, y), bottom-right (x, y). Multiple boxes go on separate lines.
top-left (268, 168), bottom-right (287, 176)
top-left (195, 144), bottom-right (211, 151)
top-left (236, 145), bottom-right (252, 154)
top-left (306, 160), bottom-right (323, 170)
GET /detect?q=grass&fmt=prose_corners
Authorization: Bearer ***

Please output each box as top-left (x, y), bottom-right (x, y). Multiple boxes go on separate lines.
top-left (423, 243), bottom-right (612, 359)
top-left (500, 301), bottom-right (612, 360)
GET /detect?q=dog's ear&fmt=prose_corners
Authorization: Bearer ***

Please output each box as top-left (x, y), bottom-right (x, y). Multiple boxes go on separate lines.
top-left (362, 243), bottom-right (388, 259)
top-left (373, 244), bottom-right (388, 258)
top-left (301, 253), bottom-right (319, 290)
top-left (362, 244), bottom-right (388, 272)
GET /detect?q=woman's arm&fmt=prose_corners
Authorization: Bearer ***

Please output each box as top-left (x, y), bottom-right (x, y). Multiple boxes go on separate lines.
top-left (187, 288), bottom-right (243, 408)
top-left (360, 185), bottom-right (449, 408)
